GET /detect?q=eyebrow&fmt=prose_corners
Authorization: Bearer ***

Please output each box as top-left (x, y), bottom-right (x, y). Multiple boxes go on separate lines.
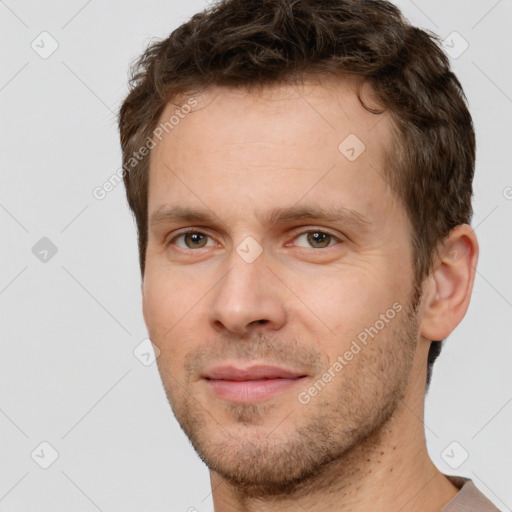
top-left (149, 204), bottom-right (373, 232)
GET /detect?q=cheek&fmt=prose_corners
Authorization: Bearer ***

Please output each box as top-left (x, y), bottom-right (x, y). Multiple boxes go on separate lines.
top-left (294, 268), bottom-right (399, 327)
top-left (144, 265), bottom-right (198, 317)
top-left (143, 271), bottom-right (190, 343)
top-left (286, 268), bottom-right (408, 367)
top-left (143, 270), bottom-right (209, 370)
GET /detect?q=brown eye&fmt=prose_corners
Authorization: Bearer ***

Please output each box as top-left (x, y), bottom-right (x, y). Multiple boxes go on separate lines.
top-left (173, 232), bottom-right (212, 249)
top-left (295, 231), bottom-right (339, 249)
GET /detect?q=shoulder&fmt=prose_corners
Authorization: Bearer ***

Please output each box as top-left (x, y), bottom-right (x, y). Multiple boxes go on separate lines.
top-left (440, 475), bottom-right (502, 512)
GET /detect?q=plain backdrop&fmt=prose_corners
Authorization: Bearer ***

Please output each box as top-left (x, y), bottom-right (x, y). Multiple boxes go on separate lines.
top-left (1, 0), bottom-right (511, 510)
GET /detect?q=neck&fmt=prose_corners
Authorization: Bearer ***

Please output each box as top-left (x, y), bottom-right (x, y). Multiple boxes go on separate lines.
top-left (210, 366), bottom-right (459, 512)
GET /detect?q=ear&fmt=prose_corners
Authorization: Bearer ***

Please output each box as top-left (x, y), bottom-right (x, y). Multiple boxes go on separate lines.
top-left (420, 224), bottom-right (479, 341)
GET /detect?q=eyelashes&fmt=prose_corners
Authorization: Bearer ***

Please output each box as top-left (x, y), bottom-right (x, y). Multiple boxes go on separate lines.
top-left (168, 228), bottom-right (342, 251)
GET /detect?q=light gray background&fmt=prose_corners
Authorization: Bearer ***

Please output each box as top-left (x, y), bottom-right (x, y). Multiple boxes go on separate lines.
top-left (1, 0), bottom-right (511, 510)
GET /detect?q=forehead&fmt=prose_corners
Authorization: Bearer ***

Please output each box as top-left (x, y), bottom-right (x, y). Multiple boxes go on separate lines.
top-left (156, 77), bottom-right (392, 152)
top-left (147, 78), bottom-right (398, 226)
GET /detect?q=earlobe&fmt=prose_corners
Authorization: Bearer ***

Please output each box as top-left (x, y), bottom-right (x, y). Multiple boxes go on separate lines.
top-left (420, 224), bottom-right (479, 341)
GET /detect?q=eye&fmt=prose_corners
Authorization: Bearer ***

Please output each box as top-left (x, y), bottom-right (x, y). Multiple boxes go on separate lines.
top-left (171, 231), bottom-right (216, 249)
top-left (168, 229), bottom-right (340, 251)
top-left (293, 230), bottom-right (340, 249)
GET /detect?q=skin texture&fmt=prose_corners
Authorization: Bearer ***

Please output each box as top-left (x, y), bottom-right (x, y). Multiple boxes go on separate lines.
top-left (142, 79), bottom-right (479, 511)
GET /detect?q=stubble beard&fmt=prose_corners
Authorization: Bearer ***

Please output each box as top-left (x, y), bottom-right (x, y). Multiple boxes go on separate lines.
top-left (158, 285), bottom-right (422, 499)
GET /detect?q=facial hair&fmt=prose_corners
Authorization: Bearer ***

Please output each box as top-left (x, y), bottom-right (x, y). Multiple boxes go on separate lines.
top-left (157, 284), bottom-right (422, 500)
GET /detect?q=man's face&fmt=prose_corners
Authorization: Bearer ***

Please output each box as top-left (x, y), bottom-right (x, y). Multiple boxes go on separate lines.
top-left (143, 80), bottom-right (423, 495)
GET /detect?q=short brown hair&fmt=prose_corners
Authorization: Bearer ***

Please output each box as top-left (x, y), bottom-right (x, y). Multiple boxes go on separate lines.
top-left (118, 0), bottom-right (475, 385)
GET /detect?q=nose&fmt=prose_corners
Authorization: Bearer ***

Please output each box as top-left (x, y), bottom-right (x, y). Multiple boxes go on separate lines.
top-left (209, 249), bottom-right (287, 336)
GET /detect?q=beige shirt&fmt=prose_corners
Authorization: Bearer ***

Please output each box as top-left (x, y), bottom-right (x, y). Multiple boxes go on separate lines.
top-left (440, 475), bottom-right (501, 511)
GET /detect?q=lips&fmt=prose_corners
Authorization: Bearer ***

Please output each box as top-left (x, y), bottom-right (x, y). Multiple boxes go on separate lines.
top-left (204, 364), bottom-right (307, 381)
top-left (202, 364), bottom-right (308, 402)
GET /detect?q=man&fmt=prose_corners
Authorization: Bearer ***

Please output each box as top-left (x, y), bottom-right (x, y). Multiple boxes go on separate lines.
top-left (118, 0), bottom-right (499, 510)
